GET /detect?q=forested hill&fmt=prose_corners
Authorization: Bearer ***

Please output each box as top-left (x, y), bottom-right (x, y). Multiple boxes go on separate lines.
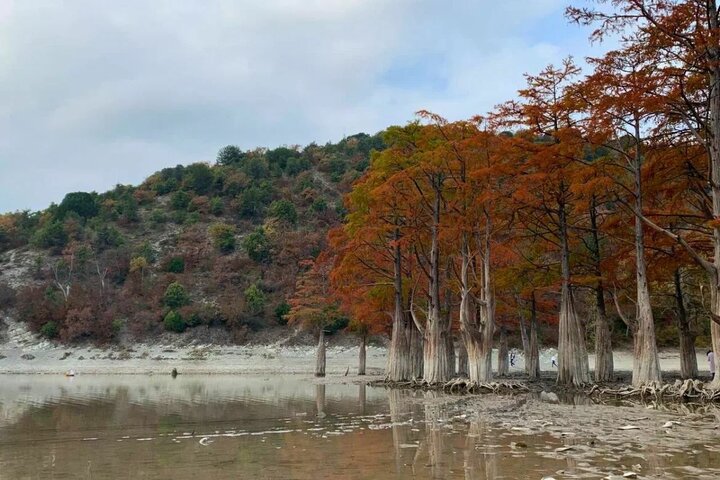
top-left (0, 133), bottom-right (384, 343)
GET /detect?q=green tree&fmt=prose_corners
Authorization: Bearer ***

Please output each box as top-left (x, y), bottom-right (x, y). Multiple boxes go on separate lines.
top-left (164, 310), bottom-right (186, 333)
top-left (40, 321), bottom-right (59, 339)
top-left (57, 192), bottom-right (98, 220)
top-left (274, 301), bottom-right (291, 324)
top-left (266, 147), bottom-right (300, 170)
top-left (242, 156), bottom-right (269, 180)
top-left (210, 197), bottom-right (224, 216)
top-left (244, 283), bottom-right (266, 315)
top-left (171, 191), bottom-right (191, 210)
top-left (94, 225), bottom-right (123, 251)
top-left (208, 223), bottom-right (236, 253)
top-left (268, 199), bottom-right (297, 225)
top-left (164, 282), bottom-right (190, 309)
top-left (237, 183), bottom-right (271, 218)
top-left (217, 145), bottom-right (245, 165)
top-left (242, 227), bottom-right (271, 263)
top-left (185, 163), bottom-right (214, 195)
top-left (32, 221), bottom-right (68, 250)
top-left (166, 256), bottom-right (185, 273)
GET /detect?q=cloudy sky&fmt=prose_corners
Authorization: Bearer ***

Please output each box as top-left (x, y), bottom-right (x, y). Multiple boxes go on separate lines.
top-left (0, 0), bottom-right (606, 212)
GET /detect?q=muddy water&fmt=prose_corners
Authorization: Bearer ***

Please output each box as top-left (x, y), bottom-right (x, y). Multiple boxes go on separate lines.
top-left (0, 375), bottom-right (718, 479)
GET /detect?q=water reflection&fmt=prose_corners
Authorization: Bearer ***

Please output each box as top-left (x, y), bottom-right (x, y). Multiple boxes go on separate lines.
top-left (0, 375), bottom-right (718, 479)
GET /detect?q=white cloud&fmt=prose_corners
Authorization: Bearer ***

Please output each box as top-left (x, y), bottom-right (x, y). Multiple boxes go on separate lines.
top-left (0, 0), bottom-right (602, 211)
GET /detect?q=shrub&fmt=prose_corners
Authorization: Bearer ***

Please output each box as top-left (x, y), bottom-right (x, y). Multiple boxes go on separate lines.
top-left (40, 321), bottom-right (59, 339)
top-left (170, 191), bottom-right (191, 210)
top-left (208, 223), bottom-right (236, 253)
top-left (171, 211), bottom-right (187, 224)
top-left (149, 210), bottom-right (168, 224)
top-left (244, 283), bottom-right (266, 315)
top-left (94, 225), bottom-right (124, 251)
top-left (184, 212), bottom-right (201, 225)
top-left (112, 318), bottom-right (124, 337)
top-left (0, 282), bottom-right (16, 308)
top-left (163, 282), bottom-right (190, 309)
top-left (311, 198), bottom-right (327, 213)
top-left (210, 197), bottom-right (224, 216)
top-left (274, 301), bottom-right (290, 324)
top-left (268, 199), bottom-right (297, 225)
top-left (166, 256), bottom-right (185, 273)
top-left (32, 221), bottom-right (68, 251)
top-left (185, 163), bottom-right (214, 195)
top-left (164, 310), bottom-right (186, 333)
top-left (188, 195), bottom-right (210, 213)
top-left (134, 241), bottom-right (156, 264)
top-left (242, 227), bottom-right (271, 263)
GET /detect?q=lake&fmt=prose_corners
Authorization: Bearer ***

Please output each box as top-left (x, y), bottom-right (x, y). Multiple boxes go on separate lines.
top-left (0, 374), bottom-right (718, 479)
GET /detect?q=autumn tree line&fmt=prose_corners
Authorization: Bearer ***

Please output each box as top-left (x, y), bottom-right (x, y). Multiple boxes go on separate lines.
top-left (289, 1), bottom-right (720, 387)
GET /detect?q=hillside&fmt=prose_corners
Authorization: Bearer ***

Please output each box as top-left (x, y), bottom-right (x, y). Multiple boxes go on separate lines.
top-left (0, 133), bottom-right (384, 345)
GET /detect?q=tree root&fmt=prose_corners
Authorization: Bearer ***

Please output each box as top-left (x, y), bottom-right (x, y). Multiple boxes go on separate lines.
top-left (372, 378), bottom-right (529, 394)
top-left (585, 379), bottom-right (720, 402)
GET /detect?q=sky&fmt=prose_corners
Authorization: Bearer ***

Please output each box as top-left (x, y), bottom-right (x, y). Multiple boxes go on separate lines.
top-left (0, 0), bottom-right (607, 213)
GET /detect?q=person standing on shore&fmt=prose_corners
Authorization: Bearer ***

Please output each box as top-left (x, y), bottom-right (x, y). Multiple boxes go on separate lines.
top-left (708, 350), bottom-right (715, 380)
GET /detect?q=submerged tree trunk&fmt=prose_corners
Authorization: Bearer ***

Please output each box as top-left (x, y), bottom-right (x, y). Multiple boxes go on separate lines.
top-left (315, 329), bottom-right (326, 377)
top-left (316, 384), bottom-right (326, 417)
top-left (528, 292), bottom-right (540, 380)
top-left (557, 198), bottom-right (590, 386)
top-left (358, 384), bottom-right (366, 414)
top-left (675, 269), bottom-right (698, 379)
top-left (358, 332), bottom-right (367, 376)
top-left (497, 328), bottom-right (509, 376)
top-left (632, 126), bottom-right (662, 386)
top-left (387, 228), bottom-right (411, 381)
top-left (590, 197), bottom-right (613, 382)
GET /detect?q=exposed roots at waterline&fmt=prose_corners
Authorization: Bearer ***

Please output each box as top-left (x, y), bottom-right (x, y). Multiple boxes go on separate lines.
top-left (587, 379), bottom-right (720, 402)
top-left (375, 377), bottom-right (529, 394)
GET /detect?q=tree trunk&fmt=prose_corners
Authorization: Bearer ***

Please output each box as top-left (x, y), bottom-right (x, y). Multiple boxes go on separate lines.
top-left (528, 292), bottom-right (540, 379)
top-left (519, 313), bottom-right (530, 374)
top-left (594, 300), bottom-right (614, 383)
top-left (423, 312), bottom-right (450, 384)
top-left (387, 228), bottom-right (411, 381)
top-left (497, 328), bottom-right (509, 376)
top-left (632, 123), bottom-right (662, 386)
top-left (457, 340), bottom-right (468, 377)
top-left (590, 196), bottom-right (613, 382)
top-left (459, 226), bottom-right (494, 383)
top-left (358, 333), bottom-right (367, 376)
top-left (422, 180), bottom-right (451, 384)
top-left (708, 6), bottom-right (720, 389)
top-left (557, 198), bottom-right (590, 386)
top-left (408, 320), bottom-right (424, 379)
top-left (315, 329), bottom-right (326, 377)
top-left (675, 269), bottom-right (698, 379)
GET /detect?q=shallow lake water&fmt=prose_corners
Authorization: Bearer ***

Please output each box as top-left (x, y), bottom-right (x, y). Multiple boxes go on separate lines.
top-left (0, 375), bottom-right (718, 479)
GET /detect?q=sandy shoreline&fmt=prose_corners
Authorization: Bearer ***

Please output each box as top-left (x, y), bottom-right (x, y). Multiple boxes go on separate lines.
top-left (0, 317), bottom-right (714, 376)
top-left (0, 341), bottom-right (713, 377)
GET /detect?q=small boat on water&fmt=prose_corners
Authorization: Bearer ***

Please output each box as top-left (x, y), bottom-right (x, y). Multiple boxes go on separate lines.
top-left (65, 369), bottom-right (76, 377)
